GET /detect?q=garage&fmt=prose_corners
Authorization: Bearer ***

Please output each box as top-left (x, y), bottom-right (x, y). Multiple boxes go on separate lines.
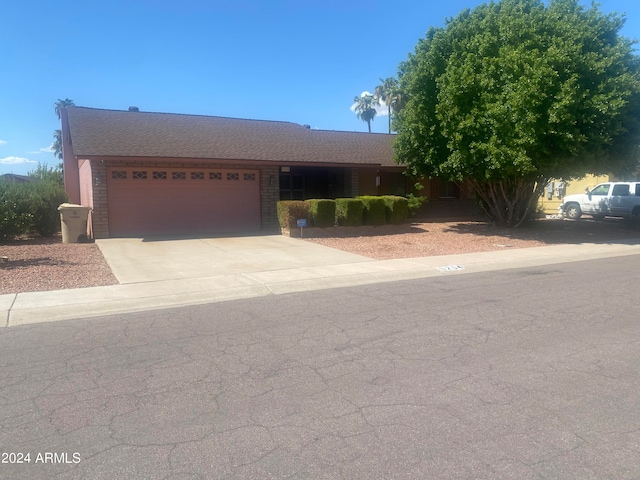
top-left (106, 167), bottom-right (260, 237)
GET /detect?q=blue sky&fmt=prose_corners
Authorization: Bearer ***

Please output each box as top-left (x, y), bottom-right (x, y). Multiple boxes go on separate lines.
top-left (1, 0), bottom-right (638, 175)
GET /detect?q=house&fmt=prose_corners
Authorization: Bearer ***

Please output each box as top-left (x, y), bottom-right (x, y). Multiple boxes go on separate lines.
top-left (538, 174), bottom-right (612, 214)
top-left (0, 173), bottom-right (34, 183)
top-left (61, 106), bottom-right (411, 238)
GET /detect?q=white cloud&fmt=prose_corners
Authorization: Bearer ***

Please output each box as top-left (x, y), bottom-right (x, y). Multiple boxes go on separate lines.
top-left (29, 145), bottom-right (54, 154)
top-left (350, 91), bottom-right (389, 116)
top-left (0, 156), bottom-right (38, 165)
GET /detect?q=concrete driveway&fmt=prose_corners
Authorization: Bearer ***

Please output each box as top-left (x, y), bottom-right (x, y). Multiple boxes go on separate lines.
top-left (96, 233), bottom-right (373, 284)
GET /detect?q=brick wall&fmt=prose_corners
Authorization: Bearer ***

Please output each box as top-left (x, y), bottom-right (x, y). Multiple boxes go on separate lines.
top-left (260, 165), bottom-right (280, 231)
top-left (89, 160), bottom-right (109, 238)
top-left (347, 168), bottom-right (359, 197)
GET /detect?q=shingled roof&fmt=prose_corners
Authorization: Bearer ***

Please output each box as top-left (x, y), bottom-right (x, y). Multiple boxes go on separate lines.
top-left (65, 106), bottom-right (398, 167)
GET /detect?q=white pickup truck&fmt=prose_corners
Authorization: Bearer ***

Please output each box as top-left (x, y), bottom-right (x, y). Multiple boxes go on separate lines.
top-left (559, 182), bottom-right (640, 220)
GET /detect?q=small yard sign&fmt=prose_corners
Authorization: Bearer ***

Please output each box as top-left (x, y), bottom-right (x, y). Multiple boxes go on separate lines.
top-left (296, 218), bottom-right (307, 238)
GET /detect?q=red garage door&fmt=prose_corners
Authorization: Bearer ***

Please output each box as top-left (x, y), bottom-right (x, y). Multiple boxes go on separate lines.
top-left (107, 167), bottom-right (260, 237)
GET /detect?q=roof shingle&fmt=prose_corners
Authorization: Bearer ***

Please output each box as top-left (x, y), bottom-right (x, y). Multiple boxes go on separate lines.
top-left (66, 107), bottom-right (398, 167)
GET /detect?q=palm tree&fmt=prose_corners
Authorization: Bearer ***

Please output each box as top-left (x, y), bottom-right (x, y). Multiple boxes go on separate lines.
top-left (52, 130), bottom-right (63, 160)
top-left (374, 77), bottom-right (403, 133)
top-left (353, 93), bottom-right (378, 133)
top-left (53, 98), bottom-right (75, 159)
top-left (54, 98), bottom-right (75, 120)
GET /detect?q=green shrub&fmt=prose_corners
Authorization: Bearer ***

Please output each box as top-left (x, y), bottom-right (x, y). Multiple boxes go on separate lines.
top-left (277, 201), bottom-right (309, 229)
top-left (407, 193), bottom-right (428, 217)
top-left (0, 164), bottom-right (68, 239)
top-left (30, 180), bottom-right (68, 236)
top-left (307, 199), bottom-right (336, 228)
top-left (0, 182), bottom-right (33, 239)
top-left (382, 195), bottom-right (409, 224)
top-left (358, 196), bottom-right (386, 225)
top-left (335, 198), bottom-right (363, 226)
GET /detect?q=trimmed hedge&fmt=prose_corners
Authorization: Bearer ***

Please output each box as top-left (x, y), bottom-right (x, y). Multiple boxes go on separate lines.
top-left (276, 200), bottom-right (309, 229)
top-left (277, 195), bottom-right (411, 231)
top-left (307, 199), bottom-right (336, 228)
top-left (358, 196), bottom-right (386, 226)
top-left (382, 195), bottom-right (409, 224)
top-left (335, 198), bottom-right (363, 226)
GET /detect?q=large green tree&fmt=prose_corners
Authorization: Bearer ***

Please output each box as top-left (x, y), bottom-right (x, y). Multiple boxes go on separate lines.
top-left (394, 0), bottom-right (640, 227)
top-left (353, 93), bottom-right (378, 133)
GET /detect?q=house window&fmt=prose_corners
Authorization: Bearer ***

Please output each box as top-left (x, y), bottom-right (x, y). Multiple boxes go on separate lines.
top-left (153, 171), bottom-right (167, 180)
top-left (172, 172), bottom-right (186, 180)
top-left (227, 173), bottom-right (240, 181)
top-left (111, 171), bottom-right (127, 179)
top-left (209, 172), bottom-right (222, 180)
top-left (439, 180), bottom-right (459, 199)
top-left (191, 172), bottom-right (204, 180)
top-left (243, 173), bottom-right (256, 181)
top-left (132, 171), bottom-right (147, 180)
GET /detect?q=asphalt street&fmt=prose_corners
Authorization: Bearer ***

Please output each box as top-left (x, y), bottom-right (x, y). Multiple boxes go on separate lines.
top-left (0, 255), bottom-right (638, 479)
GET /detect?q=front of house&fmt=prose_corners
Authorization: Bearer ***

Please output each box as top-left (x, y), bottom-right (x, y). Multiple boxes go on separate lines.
top-left (61, 106), bottom-right (413, 238)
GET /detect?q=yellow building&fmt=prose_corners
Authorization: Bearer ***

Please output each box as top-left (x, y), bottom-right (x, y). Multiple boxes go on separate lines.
top-left (538, 174), bottom-right (611, 214)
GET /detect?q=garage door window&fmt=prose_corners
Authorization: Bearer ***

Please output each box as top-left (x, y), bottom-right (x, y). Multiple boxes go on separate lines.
top-left (227, 173), bottom-right (239, 181)
top-left (111, 171), bottom-right (127, 180)
top-left (244, 173), bottom-right (256, 181)
top-left (172, 172), bottom-right (186, 180)
top-left (153, 171), bottom-right (167, 180)
top-left (133, 171), bottom-right (147, 180)
top-left (191, 172), bottom-right (204, 180)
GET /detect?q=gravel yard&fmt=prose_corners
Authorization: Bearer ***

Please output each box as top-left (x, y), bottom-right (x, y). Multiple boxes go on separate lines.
top-left (0, 235), bottom-right (118, 295)
top-left (1, 218), bottom-right (639, 294)
top-left (303, 217), bottom-right (640, 259)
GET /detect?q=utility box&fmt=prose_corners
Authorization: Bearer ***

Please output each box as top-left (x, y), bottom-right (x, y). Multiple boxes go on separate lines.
top-left (58, 203), bottom-right (90, 243)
